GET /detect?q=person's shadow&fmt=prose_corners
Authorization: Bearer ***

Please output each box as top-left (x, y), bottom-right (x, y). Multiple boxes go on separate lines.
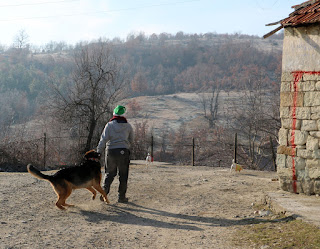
top-left (79, 202), bottom-right (295, 231)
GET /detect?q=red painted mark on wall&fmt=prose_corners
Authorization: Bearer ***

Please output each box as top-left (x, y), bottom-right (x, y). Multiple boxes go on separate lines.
top-left (290, 71), bottom-right (320, 193)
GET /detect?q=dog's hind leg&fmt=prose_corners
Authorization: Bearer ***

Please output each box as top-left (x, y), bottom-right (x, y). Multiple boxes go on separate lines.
top-left (56, 194), bottom-right (67, 210)
top-left (62, 186), bottom-right (74, 207)
top-left (86, 186), bottom-right (97, 200)
top-left (55, 186), bottom-right (73, 209)
top-left (53, 185), bottom-right (67, 210)
top-left (56, 194), bottom-right (74, 209)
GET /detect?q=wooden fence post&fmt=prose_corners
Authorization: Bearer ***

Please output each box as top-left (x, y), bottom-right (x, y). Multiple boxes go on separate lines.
top-left (234, 133), bottom-right (237, 163)
top-left (151, 135), bottom-right (154, 160)
top-left (43, 133), bottom-right (47, 168)
top-left (191, 137), bottom-right (195, 166)
top-left (270, 136), bottom-right (277, 171)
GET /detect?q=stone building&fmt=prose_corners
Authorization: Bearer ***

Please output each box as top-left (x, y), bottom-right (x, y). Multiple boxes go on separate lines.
top-left (265, 0), bottom-right (320, 195)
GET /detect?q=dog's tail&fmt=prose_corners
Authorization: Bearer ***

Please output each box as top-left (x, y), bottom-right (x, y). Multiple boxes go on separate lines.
top-left (27, 164), bottom-right (52, 181)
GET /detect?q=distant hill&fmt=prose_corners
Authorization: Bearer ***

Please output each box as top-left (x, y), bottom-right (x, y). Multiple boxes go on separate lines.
top-left (0, 32), bottom-right (282, 127)
top-left (160, 34), bottom-right (283, 53)
top-left (122, 91), bottom-right (239, 137)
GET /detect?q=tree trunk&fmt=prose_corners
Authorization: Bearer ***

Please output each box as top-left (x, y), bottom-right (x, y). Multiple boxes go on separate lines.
top-left (85, 118), bottom-right (96, 152)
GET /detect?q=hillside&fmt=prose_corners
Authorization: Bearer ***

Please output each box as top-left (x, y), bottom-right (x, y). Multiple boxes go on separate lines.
top-left (162, 34), bottom-right (283, 53)
top-left (0, 32), bottom-right (282, 98)
top-left (123, 92), bottom-right (237, 136)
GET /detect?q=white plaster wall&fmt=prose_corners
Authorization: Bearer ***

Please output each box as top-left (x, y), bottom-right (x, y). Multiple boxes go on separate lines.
top-left (282, 25), bottom-right (320, 72)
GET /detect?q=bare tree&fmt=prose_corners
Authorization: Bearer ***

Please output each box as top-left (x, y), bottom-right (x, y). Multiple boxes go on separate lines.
top-left (227, 73), bottom-right (280, 169)
top-left (199, 86), bottom-right (220, 129)
top-left (48, 41), bottom-right (129, 152)
top-left (13, 29), bottom-right (29, 49)
top-left (131, 120), bottom-right (150, 159)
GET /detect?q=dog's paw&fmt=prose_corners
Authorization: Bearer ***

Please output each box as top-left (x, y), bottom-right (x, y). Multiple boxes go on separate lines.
top-left (56, 205), bottom-right (66, 210)
top-left (99, 195), bottom-right (110, 204)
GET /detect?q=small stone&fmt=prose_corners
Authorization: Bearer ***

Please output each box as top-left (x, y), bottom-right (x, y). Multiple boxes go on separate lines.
top-left (258, 210), bottom-right (271, 217)
top-left (260, 245), bottom-right (270, 249)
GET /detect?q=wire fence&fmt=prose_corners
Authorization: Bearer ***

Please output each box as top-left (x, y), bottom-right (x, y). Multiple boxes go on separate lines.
top-left (0, 133), bottom-right (87, 171)
top-left (0, 132), bottom-right (277, 172)
top-left (132, 133), bottom-right (277, 171)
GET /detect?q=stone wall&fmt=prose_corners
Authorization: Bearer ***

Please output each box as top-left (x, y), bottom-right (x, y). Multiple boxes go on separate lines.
top-left (278, 72), bottom-right (320, 194)
top-left (277, 25), bottom-right (320, 195)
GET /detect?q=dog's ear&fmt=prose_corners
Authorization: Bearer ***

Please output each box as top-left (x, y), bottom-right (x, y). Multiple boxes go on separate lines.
top-left (84, 150), bottom-right (96, 159)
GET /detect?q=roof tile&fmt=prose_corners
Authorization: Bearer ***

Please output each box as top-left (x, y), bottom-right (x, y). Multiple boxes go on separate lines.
top-left (282, 0), bottom-right (320, 26)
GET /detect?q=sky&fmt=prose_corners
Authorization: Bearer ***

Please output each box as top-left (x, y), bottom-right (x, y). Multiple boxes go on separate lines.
top-left (0, 0), bottom-right (303, 46)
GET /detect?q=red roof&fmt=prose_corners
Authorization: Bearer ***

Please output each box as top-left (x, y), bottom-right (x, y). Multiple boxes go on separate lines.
top-left (264, 0), bottom-right (320, 38)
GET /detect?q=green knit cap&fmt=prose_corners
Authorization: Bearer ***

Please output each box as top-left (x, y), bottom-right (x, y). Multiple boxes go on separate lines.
top-left (113, 105), bottom-right (126, 116)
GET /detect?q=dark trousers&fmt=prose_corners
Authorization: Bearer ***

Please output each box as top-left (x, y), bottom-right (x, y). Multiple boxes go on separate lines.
top-left (103, 148), bottom-right (130, 198)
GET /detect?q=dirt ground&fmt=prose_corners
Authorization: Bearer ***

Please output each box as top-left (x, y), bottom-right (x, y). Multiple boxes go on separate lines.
top-left (0, 161), bottom-right (280, 249)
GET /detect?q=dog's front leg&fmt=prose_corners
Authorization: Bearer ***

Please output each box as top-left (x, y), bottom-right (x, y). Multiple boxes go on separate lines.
top-left (94, 184), bottom-right (110, 204)
top-left (86, 187), bottom-right (97, 200)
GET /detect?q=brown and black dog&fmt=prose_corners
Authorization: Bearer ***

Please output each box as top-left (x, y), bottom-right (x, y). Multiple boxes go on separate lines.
top-left (27, 150), bottom-right (109, 210)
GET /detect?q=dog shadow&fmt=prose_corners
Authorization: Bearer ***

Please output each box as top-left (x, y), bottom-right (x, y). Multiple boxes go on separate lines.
top-left (79, 202), bottom-right (293, 231)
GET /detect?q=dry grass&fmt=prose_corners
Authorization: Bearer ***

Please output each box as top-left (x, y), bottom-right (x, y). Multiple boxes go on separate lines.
top-left (233, 218), bottom-right (320, 248)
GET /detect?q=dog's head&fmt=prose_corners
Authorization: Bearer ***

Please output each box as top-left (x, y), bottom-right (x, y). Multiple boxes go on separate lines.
top-left (84, 150), bottom-right (101, 161)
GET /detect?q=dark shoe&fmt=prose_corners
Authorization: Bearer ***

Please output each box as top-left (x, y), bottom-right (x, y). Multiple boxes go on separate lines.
top-left (118, 197), bottom-right (128, 203)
